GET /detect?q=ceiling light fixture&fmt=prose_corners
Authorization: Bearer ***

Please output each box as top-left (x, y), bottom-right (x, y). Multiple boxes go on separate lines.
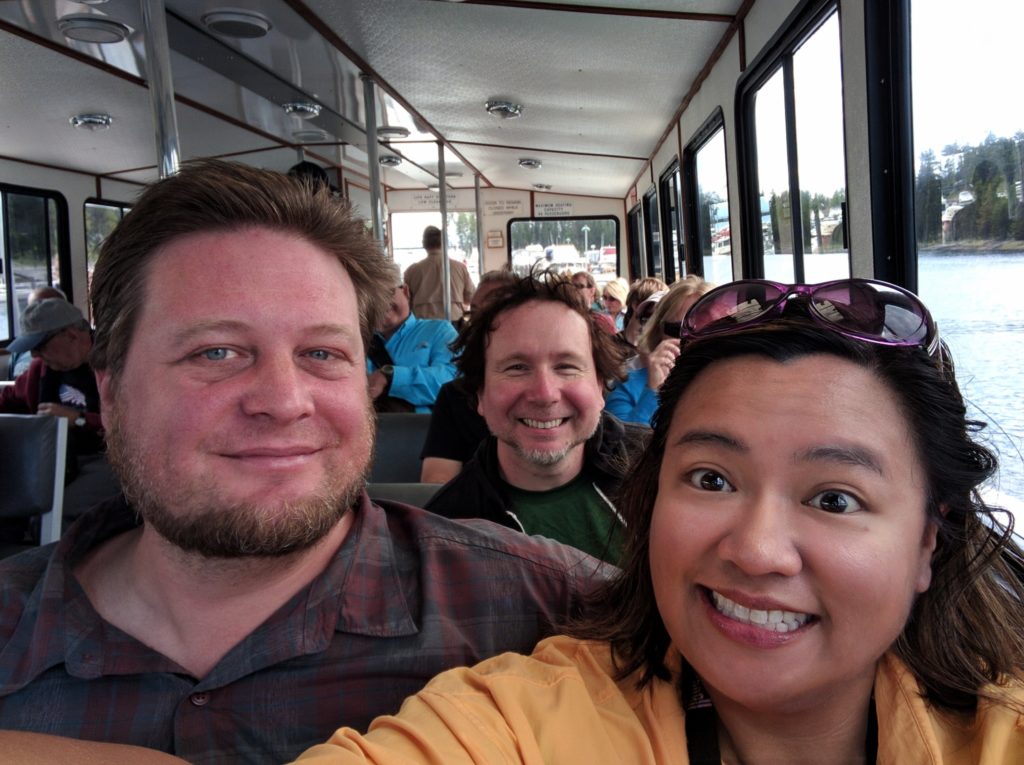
top-left (201, 10), bottom-right (272, 38)
top-left (292, 129), bottom-right (329, 143)
top-left (485, 99), bottom-right (523, 119)
top-left (57, 14), bottom-right (130, 43)
top-left (377, 125), bottom-right (411, 140)
top-left (70, 113), bottom-right (113, 130)
top-left (518, 157), bottom-right (542, 169)
top-left (283, 101), bottom-right (321, 119)
top-left (379, 154), bottom-right (403, 167)
top-left (533, 183), bottom-right (552, 191)
top-left (427, 185), bottom-right (441, 192)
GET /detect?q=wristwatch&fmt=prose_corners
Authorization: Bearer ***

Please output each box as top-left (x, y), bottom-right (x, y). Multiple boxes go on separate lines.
top-left (73, 414), bottom-right (87, 428)
top-left (380, 365), bottom-right (394, 393)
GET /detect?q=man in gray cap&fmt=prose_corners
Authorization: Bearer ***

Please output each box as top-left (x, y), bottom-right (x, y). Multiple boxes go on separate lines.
top-left (1, 298), bottom-right (103, 452)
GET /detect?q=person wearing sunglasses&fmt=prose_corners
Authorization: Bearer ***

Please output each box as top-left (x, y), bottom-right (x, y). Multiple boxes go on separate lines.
top-left (11, 279), bottom-right (1024, 764)
top-left (604, 276), bottom-right (712, 426)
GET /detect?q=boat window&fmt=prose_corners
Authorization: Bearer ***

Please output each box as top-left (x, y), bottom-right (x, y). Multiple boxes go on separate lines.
top-left (685, 112), bottom-right (733, 286)
top-left (911, 0), bottom-right (1024, 506)
top-left (1, 186), bottom-right (69, 344)
top-left (507, 216), bottom-right (619, 286)
top-left (390, 211), bottom-right (479, 283)
top-left (626, 204), bottom-right (644, 280)
top-left (658, 161), bottom-right (684, 283)
top-left (739, 2), bottom-right (848, 282)
top-left (84, 199), bottom-right (130, 321)
top-left (642, 188), bottom-right (662, 281)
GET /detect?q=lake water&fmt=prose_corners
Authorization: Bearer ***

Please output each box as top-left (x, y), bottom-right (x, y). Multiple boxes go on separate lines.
top-left (918, 251), bottom-right (1024, 507)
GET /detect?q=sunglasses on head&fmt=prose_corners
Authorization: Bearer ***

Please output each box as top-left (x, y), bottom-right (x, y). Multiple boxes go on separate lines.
top-left (662, 278), bottom-right (940, 357)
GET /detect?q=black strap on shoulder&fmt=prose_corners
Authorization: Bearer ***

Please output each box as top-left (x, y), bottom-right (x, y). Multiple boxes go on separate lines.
top-left (684, 701), bottom-right (721, 765)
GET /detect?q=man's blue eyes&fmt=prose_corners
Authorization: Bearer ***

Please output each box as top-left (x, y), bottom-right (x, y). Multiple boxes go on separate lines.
top-left (201, 348), bottom-right (231, 361)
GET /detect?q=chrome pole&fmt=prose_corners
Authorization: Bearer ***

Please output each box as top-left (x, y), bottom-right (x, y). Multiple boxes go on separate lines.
top-left (140, 0), bottom-right (181, 178)
top-left (361, 74), bottom-right (384, 244)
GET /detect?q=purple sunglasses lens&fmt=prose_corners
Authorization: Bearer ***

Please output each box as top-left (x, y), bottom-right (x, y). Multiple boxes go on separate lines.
top-left (809, 282), bottom-right (930, 345)
top-left (683, 282), bottom-right (786, 334)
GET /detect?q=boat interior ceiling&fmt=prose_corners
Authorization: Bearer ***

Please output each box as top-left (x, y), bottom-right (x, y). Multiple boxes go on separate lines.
top-left (0, 0), bottom-right (746, 198)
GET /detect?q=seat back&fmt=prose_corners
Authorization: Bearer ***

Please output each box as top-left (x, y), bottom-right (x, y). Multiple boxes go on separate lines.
top-left (370, 413), bottom-right (432, 482)
top-left (367, 482), bottom-right (442, 508)
top-left (0, 414), bottom-right (68, 544)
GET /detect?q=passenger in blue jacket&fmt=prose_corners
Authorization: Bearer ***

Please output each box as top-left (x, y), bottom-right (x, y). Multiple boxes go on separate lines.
top-left (366, 263), bottom-right (458, 412)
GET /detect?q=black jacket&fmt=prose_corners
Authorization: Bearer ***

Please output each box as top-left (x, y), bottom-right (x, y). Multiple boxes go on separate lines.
top-left (424, 412), bottom-right (650, 532)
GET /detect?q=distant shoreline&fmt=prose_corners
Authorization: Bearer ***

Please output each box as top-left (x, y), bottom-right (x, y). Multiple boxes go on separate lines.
top-left (920, 240), bottom-right (1024, 255)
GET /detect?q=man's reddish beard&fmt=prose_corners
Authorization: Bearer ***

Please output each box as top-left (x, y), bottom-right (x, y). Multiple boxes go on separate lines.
top-left (103, 397), bottom-right (375, 558)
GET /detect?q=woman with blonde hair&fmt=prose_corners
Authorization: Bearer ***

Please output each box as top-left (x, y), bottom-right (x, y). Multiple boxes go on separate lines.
top-left (600, 277), bottom-right (629, 331)
top-left (604, 275), bottom-right (713, 425)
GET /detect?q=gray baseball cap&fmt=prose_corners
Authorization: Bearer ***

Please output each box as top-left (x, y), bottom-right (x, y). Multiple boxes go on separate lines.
top-left (7, 298), bottom-right (85, 353)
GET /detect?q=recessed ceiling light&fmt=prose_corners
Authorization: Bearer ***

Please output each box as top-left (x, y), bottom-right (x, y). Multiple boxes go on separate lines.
top-left (70, 113), bottom-right (113, 130)
top-left (201, 10), bottom-right (272, 38)
top-left (379, 154), bottom-right (403, 167)
top-left (283, 101), bottom-right (321, 119)
top-left (57, 14), bottom-right (130, 44)
top-left (518, 157), bottom-right (542, 169)
top-left (377, 125), bottom-right (411, 140)
top-left (533, 183), bottom-right (552, 190)
top-left (485, 100), bottom-right (523, 119)
top-left (427, 185), bottom-right (441, 192)
top-left (292, 129), bottom-right (329, 143)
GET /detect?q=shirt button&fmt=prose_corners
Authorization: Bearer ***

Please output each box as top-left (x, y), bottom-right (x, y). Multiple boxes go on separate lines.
top-left (189, 692), bottom-right (210, 707)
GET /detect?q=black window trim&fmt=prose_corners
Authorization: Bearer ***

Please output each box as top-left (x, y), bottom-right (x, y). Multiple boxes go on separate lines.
top-left (1, 183), bottom-right (72, 344)
top-left (657, 158), bottom-right (684, 283)
top-left (505, 214), bottom-right (620, 272)
top-left (683, 106), bottom-right (730, 279)
top-left (735, 0), bottom-right (849, 282)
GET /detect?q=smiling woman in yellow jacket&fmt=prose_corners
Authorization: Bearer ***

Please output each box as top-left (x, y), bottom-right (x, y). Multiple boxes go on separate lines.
top-left (299, 282), bottom-right (1024, 765)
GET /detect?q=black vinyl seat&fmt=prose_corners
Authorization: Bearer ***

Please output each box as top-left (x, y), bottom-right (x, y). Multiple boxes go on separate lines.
top-left (370, 413), bottom-right (432, 483)
top-left (0, 414), bottom-right (68, 554)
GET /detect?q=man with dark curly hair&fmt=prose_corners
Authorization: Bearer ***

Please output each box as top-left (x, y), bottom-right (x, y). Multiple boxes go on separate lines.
top-left (426, 270), bottom-right (650, 562)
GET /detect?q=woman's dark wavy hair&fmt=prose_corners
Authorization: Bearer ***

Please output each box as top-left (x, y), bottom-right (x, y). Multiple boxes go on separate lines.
top-left (452, 267), bottom-right (630, 403)
top-left (566, 316), bottom-right (1024, 714)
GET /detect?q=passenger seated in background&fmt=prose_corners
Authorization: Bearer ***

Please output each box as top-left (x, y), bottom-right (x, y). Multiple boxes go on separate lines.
top-left (600, 277), bottom-right (629, 331)
top-left (366, 263), bottom-right (458, 412)
top-left (0, 297), bottom-right (103, 455)
top-left (8, 285), bottom-right (68, 378)
top-left (620, 275), bottom-right (669, 348)
top-left (32, 278), bottom-right (1024, 764)
top-left (425, 270), bottom-right (649, 562)
top-left (0, 161), bottom-right (606, 763)
top-left (571, 270), bottom-right (616, 333)
top-left (604, 275), bottom-right (713, 426)
top-left (402, 225), bottom-right (475, 321)
top-left (420, 269), bottom-right (514, 484)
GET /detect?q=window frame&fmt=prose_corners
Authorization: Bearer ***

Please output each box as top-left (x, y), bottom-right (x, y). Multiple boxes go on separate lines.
top-left (735, 0), bottom-right (859, 283)
top-left (658, 159), bottom-right (685, 283)
top-left (683, 107), bottom-right (731, 279)
top-left (626, 203), bottom-right (644, 280)
top-left (505, 214), bottom-right (620, 275)
top-left (641, 186), bottom-right (663, 281)
top-left (1, 183), bottom-right (71, 345)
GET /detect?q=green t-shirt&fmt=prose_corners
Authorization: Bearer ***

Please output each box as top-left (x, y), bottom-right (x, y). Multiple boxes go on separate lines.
top-left (502, 471), bottom-right (624, 563)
